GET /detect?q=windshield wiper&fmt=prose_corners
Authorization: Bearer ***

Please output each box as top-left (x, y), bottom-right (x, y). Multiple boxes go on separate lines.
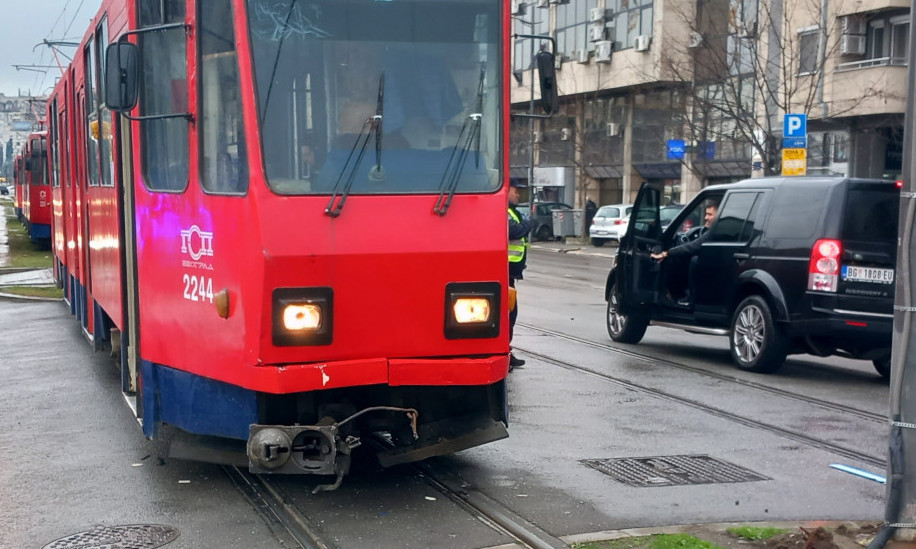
top-left (433, 66), bottom-right (485, 216)
top-left (325, 72), bottom-right (384, 217)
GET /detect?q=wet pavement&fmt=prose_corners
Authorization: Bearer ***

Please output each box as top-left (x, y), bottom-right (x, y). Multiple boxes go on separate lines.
top-left (0, 201), bottom-right (57, 294)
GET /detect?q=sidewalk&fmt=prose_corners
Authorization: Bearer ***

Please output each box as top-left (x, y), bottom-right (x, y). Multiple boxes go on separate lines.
top-left (529, 236), bottom-right (618, 259)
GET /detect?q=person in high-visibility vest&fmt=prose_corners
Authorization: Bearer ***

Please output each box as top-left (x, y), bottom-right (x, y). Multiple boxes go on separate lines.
top-left (508, 178), bottom-right (531, 370)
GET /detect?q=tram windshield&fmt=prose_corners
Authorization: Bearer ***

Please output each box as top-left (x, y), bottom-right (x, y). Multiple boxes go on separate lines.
top-left (246, 0), bottom-right (502, 195)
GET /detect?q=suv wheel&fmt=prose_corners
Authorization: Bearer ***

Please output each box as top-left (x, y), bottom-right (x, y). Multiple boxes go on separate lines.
top-left (872, 358), bottom-right (891, 380)
top-left (607, 280), bottom-right (648, 344)
top-left (730, 295), bottom-right (787, 373)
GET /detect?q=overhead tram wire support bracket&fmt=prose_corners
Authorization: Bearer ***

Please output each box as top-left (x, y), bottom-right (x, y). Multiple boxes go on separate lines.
top-left (512, 34), bottom-right (558, 120)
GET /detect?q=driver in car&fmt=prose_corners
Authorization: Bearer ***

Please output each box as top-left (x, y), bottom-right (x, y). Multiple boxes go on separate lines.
top-left (650, 201), bottom-right (719, 307)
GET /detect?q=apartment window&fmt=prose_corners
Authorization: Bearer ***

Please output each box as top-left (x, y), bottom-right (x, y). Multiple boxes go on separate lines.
top-left (798, 28), bottom-right (819, 74)
top-left (513, 7), bottom-right (550, 70)
top-left (556, 0), bottom-right (597, 55)
top-left (732, 0), bottom-right (758, 27)
top-left (861, 12), bottom-right (910, 64)
top-left (866, 19), bottom-right (885, 59)
top-left (727, 35), bottom-right (754, 76)
top-left (890, 16), bottom-right (909, 64)
top-left (608, 0), bottom-right (654, 49)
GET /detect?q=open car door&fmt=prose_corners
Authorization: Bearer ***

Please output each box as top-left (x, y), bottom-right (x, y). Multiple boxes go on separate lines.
top-left (617, 183), bottom-right (662, 314)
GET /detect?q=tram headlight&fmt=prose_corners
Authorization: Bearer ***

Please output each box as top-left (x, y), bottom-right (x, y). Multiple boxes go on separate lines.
top-left (453, 298), bottom-right (491, 324)
top-left (444, 282), bottom-right (500, 339)
top-left (272, 287), bottom-right (333, 346)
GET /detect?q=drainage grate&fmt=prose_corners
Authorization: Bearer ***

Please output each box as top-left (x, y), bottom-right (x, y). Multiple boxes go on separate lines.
top-left (43, 524), bottom-right (180, 549)
top-left (582, 454), bottom-right (770, 487)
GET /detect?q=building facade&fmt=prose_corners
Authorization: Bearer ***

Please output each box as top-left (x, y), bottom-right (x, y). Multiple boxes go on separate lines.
top-left (0, 93), bottom-right (48, 179)
top-left (510, 0), bottom-right (908, 209)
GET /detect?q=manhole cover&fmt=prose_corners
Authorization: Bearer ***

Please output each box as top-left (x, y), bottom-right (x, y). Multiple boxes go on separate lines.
top-left (43, 524), bottom-right (180, 549)
top-left (582, 454), bottom-right (769, 487)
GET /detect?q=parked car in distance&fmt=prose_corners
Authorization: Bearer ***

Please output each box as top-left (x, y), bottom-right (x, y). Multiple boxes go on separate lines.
top-left (589, 204), bottom-right (633, 246)
top-left (659, 204), bottom-right (685, 233)
top-left (518, 201), bottom-right (574, 241)
top-left (605, 177), bottom-right (899, 378)
top-left (0, 185), bottom-right (9, 196)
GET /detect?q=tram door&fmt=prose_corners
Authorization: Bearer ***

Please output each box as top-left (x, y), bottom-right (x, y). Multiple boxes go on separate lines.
top-left (116, 110), bottom-right (141, 404)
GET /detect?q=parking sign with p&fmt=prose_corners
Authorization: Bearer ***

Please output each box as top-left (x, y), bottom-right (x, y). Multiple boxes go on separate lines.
top-left (784, 114), bottom-right (807, 138)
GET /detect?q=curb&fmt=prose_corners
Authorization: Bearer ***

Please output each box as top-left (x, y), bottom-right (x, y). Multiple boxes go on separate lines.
top-left (0, 291), bottom-right (62, 302)
top-left (483, 520), bottom-right (880, 549)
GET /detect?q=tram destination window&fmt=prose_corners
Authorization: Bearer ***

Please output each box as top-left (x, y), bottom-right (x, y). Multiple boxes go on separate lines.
top-left (247, 0), bottom-right (502, 195)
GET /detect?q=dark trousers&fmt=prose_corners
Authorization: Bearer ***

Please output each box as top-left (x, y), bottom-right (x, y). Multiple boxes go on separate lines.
top-left (509, 278), bottom-right (518, 342)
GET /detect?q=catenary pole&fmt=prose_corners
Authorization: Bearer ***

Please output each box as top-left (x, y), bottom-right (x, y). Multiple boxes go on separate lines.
top-left (870, 2), bottom-right (916, 546)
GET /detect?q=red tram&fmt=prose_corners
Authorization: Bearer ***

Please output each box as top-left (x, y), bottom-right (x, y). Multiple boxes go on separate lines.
top-left (17, 132), bottom-right (53, 246)
top-left (13, 153), bottom-right (22, 220)
top-left (48, 0), bottom-right (512, 486)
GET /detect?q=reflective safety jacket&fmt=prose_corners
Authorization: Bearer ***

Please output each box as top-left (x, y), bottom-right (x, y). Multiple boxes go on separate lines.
top-left (508, 207), bottom-right (530, 279)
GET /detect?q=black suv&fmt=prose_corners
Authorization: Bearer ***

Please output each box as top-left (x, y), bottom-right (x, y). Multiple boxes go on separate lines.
top-left (605, 177), bottom-right (899, 377)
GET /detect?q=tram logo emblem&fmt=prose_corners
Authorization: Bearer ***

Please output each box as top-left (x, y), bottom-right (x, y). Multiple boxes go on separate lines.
top-left (181, 225), bottom-right (214, 261)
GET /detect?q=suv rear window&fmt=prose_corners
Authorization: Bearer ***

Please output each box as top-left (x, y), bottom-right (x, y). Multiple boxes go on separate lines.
top-left (763, 186), bottom-right (825, 239)
top-left (842, 186), bottom-right (899, 242)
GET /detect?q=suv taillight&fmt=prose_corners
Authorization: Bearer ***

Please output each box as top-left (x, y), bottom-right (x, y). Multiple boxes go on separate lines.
top-left (808, 239), bottom-right (841, 292)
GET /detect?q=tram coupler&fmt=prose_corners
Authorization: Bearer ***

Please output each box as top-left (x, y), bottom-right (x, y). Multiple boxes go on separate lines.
top-left (247, 424), bottom-right (358, 479)
top-left (247, 407), bottom-right (419, 488)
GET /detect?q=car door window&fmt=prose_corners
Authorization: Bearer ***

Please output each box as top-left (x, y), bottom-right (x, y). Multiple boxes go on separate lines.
top-left (631, 188), bottom-right (661, 239)
top-left (709, 192), bottom-right (761, 243)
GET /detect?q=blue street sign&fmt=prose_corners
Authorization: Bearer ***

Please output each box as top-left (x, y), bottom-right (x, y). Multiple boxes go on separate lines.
top-left (783, 137), bottom-right (807, 149)
top-left (784, 114), bottom-right (807, 138)
top-left (703, 141), bottom-right (716, 160)
top-left (667, 139), bottom-right (685, 160)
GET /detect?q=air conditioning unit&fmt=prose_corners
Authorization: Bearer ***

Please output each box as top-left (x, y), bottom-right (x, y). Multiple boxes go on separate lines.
top-left (577, 49), bottom-right (590, 63)
top-left (590, 7), bottom-right (605, 22)
top-left (634, 35), bottom-right (651, 52)
top-left (537, 0), bottom-right (549, 7)
top-left (595, 40), bottom-right (613, 62)
top-left (589, 25), bottom-right (606, 42)
top-left (555, 54), bottom-right (564, 70)
top-left (687, 31), bottom-right (703, 48)
top-left (840, 33), bottom-right (866, 55)
top-left (533, 131), bottom-right (542, 143)
top-left (560, 128), bottom-right (571, 141)
top-left (606, 122), bottom-right (620, 137)
top-left (511, 0), bottom-right (526, 15)
top-left (841, 14), bottom-right (866, 35)
top-left (736, 19), bottom-right (758, 38)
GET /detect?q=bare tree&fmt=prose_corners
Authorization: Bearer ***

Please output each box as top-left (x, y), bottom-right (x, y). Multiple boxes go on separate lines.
top-left (651, 0), bottom-right (899, 177)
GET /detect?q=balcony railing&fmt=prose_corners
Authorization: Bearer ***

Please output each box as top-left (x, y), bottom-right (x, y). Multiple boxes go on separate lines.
top-left (836, 56), bottom-right (908, 72)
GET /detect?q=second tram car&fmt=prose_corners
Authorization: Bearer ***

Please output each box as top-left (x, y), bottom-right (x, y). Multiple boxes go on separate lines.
top-left (49, 0), bottom-right (512, 487)
top-left (19, 132), bottom-right (52, 246)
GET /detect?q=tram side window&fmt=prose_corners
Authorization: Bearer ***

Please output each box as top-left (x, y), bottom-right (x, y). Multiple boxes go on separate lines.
top-left (85, 39), bottom-right (100, 187)
top-left (139, 0), bottom-right (189, 192)
top-left (97, 20), bottom-right (114, 188)
top-left (50, 100), bottom-right (60, 188)
top-left (200, 0), bottom-right (248, 194)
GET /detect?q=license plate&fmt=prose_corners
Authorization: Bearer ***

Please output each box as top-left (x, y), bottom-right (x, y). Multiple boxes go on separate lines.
top-left (842, 265), bottom-right (894, 284)
top-left (595, 230), bottom-right (609, 235)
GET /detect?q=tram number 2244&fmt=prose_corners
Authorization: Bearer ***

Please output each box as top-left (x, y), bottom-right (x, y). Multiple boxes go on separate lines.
top-left (183, 273), bottom-right (214, 303)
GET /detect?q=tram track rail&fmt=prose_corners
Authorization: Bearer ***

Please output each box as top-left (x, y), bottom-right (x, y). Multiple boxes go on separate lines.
top-left (223, 465), bottom-right (334, 549)
top-left (224, 443), bottom-right (568, 549)
top-left (516, 323), bottom-right (887, 470)
top-left (519, 323), bottom-right (886, 423)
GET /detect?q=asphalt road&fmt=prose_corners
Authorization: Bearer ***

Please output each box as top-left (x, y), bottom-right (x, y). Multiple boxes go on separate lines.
top-left (0, 247), bottom-right (889, 548)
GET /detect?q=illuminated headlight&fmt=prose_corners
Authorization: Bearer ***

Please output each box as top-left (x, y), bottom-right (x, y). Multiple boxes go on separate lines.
top-left (272, 287), bottom-right (333, 346)
top-left (444, 282), bottom-right (500, 339)
top-left (283, 304), bottom-right (322, 331)
top-left (453, 298), bottom-right (491, 324)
